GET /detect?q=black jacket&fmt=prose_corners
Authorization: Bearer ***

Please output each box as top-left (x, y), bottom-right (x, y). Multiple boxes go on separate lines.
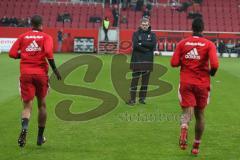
top-left (130, 27), bottom-right (157, 71)
top-left (218, 41), bottom-right (226, 53)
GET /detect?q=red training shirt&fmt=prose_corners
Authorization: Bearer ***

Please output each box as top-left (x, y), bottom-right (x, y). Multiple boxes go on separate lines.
top-left (9, 29), bottom-right (53, 75)
top-left (171, 35), bottom-right (219, 87)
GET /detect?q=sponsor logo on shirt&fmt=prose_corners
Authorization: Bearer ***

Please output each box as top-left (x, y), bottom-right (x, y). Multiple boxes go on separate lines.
top-left (185, 42), bottom-right (205, 46)
top-left (26, 40), bottom-right (42, 52)
top-left (25, 36), bottom-right (43, 39)
top-left (185, 48), bottom-right (201, 60)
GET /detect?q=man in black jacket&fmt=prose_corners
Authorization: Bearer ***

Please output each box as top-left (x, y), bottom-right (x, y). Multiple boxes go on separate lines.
top-left (112, 5), bottom-right (119, 27)
top-left (126, 18), bottom-right (157, 106)
top-left (218, 40), bottom-right (225, 57)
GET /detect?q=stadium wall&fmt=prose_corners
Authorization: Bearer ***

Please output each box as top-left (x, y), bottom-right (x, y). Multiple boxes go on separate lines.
top-left (0, 27), bottom-right (98, 52)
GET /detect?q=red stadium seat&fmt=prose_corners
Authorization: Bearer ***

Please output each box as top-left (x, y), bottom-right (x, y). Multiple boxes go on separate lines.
top-left (158, 41), bottom-right (165, 51)
top-left (71, 22), bottom-right (78, 28)
top-left (166, 41), bottom-right (173, 51)
top-left (63, 22), bottom-right (71, 28)
top-left (56, 22), bottom-right (63, 28)
top-left (93, 22), bottom-right (101, 29)
top-left (120, 23), bottom-right (127, 29)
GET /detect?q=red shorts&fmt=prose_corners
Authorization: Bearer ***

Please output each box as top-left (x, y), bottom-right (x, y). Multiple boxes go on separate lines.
top-left (19, 74), bottom-right (49, 102)
top-left (178, 83), bottom-right (210, 109)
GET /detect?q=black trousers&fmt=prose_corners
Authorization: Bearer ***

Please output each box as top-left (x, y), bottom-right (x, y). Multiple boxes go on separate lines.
top-left (103, 28), bottom-right (109, 41)
top-left (129, 71), bottom-right (151, 101)
top-left (113, 17), bottom-right (119, 27)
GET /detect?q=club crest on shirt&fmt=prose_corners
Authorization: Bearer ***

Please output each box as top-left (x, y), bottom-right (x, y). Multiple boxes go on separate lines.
top-left (147, 34), bottom-right (151, 40)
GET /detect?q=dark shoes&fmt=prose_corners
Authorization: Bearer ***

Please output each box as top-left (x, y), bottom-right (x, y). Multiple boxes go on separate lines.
top-left (126, 100), bottom-right (136, 106)
top-left (139, 99), bottom-right (146, 104)
top-left (126, 99), bottom-right (146, 106)
top-left (18, 129), bottom-right (27, 148)
top-left (37, 136), bottom-right (46, 146)
top-left (18, 129), bottom-right (46, 147)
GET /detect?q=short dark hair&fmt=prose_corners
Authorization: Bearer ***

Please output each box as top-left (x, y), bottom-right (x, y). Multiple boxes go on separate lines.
top-left (192, 17), bottom-right (204, 33)
top-left (141, 17), bottom-right (150, 24)
top-left (31, 15), bottom-right (42, 28)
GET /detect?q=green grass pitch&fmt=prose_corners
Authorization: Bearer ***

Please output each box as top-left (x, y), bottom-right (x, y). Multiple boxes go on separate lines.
top-left (0, 53), bottom-right (240, 160)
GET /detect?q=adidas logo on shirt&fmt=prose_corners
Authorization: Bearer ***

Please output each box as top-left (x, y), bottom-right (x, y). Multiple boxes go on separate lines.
top-left (185, 48), bottom-right (201, 60)
top-left (26, 40), bottom-right (41, 52)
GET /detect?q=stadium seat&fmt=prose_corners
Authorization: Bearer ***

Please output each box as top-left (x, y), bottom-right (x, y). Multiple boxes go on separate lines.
top-left (166, 41), bottom-right (173, 51)
top-left (56, 22), bottom-right (63, 28)
top-left (120, 23), bottom-right (127, 29)
top-left (71, 22), bottom-right (78, 28)
top-left (158, 41), bottom-right (165, 51)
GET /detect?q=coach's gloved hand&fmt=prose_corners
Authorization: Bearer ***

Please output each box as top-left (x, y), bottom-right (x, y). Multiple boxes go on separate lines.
top-left (53, 69), bottom-right (62, 80)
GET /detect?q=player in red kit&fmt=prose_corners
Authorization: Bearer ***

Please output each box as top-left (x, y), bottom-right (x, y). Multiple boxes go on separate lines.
top-left (171, 18), bottom-right (219, 155)
top-left (9, 15), bottom-right (62, 147)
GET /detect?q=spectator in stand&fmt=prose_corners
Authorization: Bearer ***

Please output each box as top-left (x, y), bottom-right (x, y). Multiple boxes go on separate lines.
top-left (63, 13), bottom-right (71, 23)
top-left (170, 0), bottom-right (181, 10)
top-left (57, 14), bottom-right (63, 22)
top-left (0, 16), bottom-right (8, 26)
top-left (0, 16), bottom-right (34, 27)
top-left (112, 0), bottom-right (120, 4)
top-left (57, 13), bottom-right (71, 23)
top-left (235, 40), bottom-right (240, 58)
top-left (226, 40), bottom-right (235, 55)
top-left (9, 16), bottom-right (18, 27)
top-left (143, 8), bottom-right (150, 18)
top-left (176, 1), bottom-right (193, 12)
top-left (8, 17), bottom-right (14, 26)
top-left (27, 17), bottom-right (31, 27)
top-left (121, 15), bottom-right (128, 24)
top-left (112, 5), bottom-right (119, 27)
top-left (146, 1), bottom-right (152, 11)
top-left (122, 0), bottom-right (130, 10)
top-left (57, 29), bottom-right (63, 53)
top-left (18, 18), bottom-right (25, 27)
top-left (13, 17), bottom-right (18, 26)
top-left (135, 0), bottom-right (144, 11)
top-left (218, 40), bottom-right (226, 57)
top-left (102, 17), bottom-right (110, 41)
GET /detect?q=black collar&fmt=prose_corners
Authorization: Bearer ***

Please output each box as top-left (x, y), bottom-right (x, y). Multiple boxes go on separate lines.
top-left (192, 32), bottom-right (203, 37)
top-left (32, 28), bottom-right (42, 32)
top-left (138, 27), bottom-right (151, 33)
